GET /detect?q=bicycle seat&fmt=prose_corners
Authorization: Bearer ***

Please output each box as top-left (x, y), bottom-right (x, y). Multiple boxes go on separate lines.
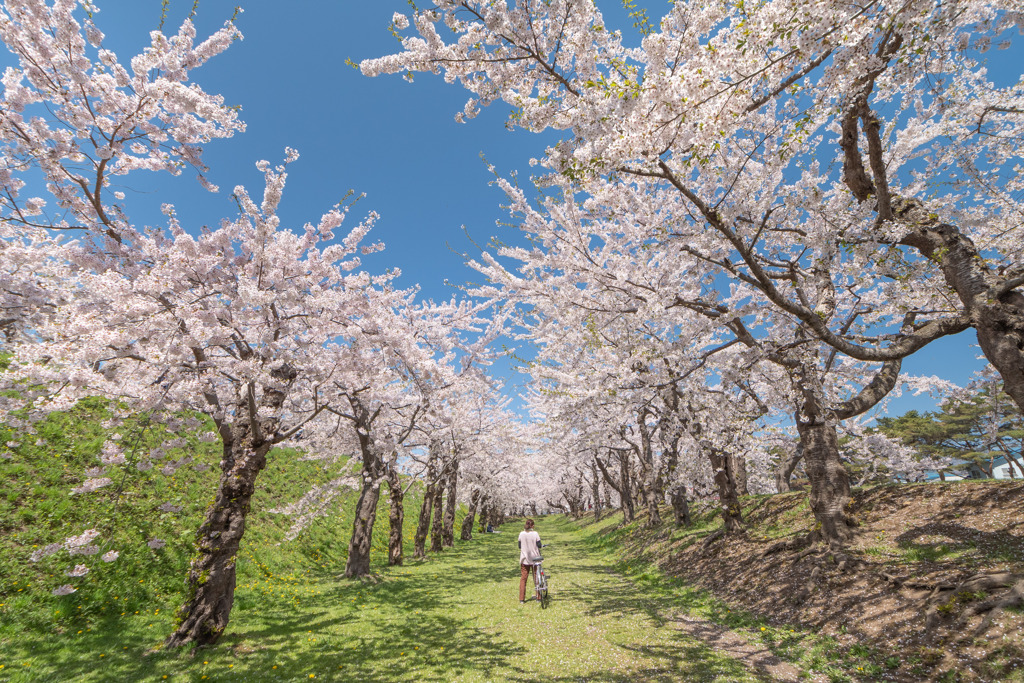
top-left (530, 556), bottom-right (543, 563)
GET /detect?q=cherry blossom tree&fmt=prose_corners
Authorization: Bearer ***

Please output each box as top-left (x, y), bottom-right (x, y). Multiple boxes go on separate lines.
top-left (365, 0), bottom-right (1024, 410)
top-left (0, 0), bottom-right (446, 647)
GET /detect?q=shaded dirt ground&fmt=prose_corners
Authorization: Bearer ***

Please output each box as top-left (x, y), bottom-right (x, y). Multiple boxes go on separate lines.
top-left (602, 481), bottom-right (1024, 682)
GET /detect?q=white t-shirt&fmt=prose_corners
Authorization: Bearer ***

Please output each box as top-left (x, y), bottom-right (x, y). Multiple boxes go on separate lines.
top-left (518, 530), bottom-right (542, 565)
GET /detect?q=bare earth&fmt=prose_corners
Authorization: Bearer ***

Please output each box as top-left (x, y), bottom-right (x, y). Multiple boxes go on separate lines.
top-left (615, 481), bottom-right (1024, 682)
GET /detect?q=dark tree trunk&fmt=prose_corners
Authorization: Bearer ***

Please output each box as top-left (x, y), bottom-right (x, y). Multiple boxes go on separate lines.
top-left (776, 444), bottom-right (804, 493)
top-left (730, 454), bottom-right (749, 496)
top-left (618, 452), bottom-right (636, 523)
top-left (461, 488), bottom-right (480, 540)
top-left (430, 462), bottom-right (445, 552)
top-left (167, 364), bottom-right (298, 649)
top-left (590, 461), bottom-right (603, 521)
top-left (603, 480), bottom-right (614, 512)
top-left (342, 393), bottom-right (404, 578)
top-left (441, 458), bottom-right (458, 547)
top-left (345, 467), bottom-right (383, 577)
top-left (385, 457), bottom-right (404, 566)
top-left (895, 203), bottom-right (1024, 414)
top-left (594, 456), bottom-right (620, 510)
top-left (797, 416), bottom-right (854, 547)
top-left (661, 430), bottom-right (689, 527)
top-left (708, 449), bottom-right (744, 533)
top-left (478, 499), bottom-right (490, 533)
top-left (166, 431), bottom-right (269, 648)
top-left (565, 493), bottom-right (580, 518)
top-left (637, 412), bottom-right (663, 527)
top-left (413, 452), bottom-right (438, 559)
top-left (670, 485), bottom-right (691, 527)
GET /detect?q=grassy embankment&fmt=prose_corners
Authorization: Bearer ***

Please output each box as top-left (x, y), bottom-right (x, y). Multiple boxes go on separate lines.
top-left (0, 398), bottom-right (463, 681)
top-left (576, 481), bottom-right (1024, 682)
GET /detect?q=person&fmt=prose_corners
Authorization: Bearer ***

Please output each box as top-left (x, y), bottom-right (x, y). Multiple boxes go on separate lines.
top-left (517, 519), bottom-right (542, 603)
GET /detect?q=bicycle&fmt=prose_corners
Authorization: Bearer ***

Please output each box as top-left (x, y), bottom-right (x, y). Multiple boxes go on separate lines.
top-left (529, 548), bottom-right (551, 609)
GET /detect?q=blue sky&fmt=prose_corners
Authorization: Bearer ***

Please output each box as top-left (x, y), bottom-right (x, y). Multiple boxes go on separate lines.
top-left (3, 0), bottom-right (997, 416)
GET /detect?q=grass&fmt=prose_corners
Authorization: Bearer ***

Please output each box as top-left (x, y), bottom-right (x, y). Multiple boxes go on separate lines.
top-left (0, 400), bottom-right (470, 680)
top-left (0, 515), bottom-right (781, 682)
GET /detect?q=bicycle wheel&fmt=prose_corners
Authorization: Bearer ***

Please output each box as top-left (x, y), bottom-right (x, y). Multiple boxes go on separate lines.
top-left (540, 587), bottom-right (550, 609)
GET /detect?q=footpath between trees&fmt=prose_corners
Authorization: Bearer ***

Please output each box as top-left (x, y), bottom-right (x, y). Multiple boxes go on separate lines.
top-left (16, 490), bottom-right (1018, 683)
top-left (2, 514), bottom-right (811, 682)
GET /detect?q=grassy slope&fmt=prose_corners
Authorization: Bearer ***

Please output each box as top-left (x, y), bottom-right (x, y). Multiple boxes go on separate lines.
top-left (0, 401), bottom-right (465, 680)
top-left (577, 482), bottom-right (1024, 683)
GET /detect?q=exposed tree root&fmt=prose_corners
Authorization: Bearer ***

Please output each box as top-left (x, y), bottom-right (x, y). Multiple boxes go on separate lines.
top-left (894, 571), bottom-right (1024, 636)
top-left (962, 577), bottom-right (1024, 635)
top-left (762, 531), bottom-right (815, 557)
top-left (701, 529), bottom-right (726, 549)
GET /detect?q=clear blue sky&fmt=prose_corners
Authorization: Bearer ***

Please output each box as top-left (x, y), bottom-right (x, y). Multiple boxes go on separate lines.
top-left (4, 1), bottom-right (994, 416)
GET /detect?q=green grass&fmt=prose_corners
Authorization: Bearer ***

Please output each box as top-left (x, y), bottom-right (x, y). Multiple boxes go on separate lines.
top-left (0, 400), bottom-right (473, 680)
top-left (0, 515), bottom-right (778, 682)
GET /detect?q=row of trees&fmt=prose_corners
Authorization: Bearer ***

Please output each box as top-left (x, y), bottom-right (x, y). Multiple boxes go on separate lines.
top-left (2, 0), bottom-right (1022, 650)
top-left (366, 0), bottom-right (1023, 552)
top-left (0, 0), bottom-right (537, 649)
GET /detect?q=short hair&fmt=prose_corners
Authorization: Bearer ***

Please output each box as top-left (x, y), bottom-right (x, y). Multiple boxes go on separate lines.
top-left (525, 519), bottom-right (535, 530)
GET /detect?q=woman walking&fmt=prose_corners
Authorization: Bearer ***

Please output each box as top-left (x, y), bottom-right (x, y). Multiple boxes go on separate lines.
top-left (518, 519), bottom-right (542, 603)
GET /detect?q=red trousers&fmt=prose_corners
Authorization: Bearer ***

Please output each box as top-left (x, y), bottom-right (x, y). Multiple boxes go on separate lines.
top-left (519, 563), bottom-right (537, 601)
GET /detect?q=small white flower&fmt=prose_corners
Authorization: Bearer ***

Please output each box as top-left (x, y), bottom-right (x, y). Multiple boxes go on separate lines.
top-left (53, 584), bottom-right (77, 596)
top-left (67, 564), bottom-right (89, 577)
top-left (147, 538), bottom-right (166, 550)
top-left (101, 550), bottom-right (119, 563)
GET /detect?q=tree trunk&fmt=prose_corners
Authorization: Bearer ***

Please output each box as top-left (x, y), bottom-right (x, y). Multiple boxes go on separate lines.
top-left (893, 205), bottom-right (1024, 414)
top-left (461, 489), bottom-right (480, 540)
top-left (344, 467), bottom-right (383, 577)
top-left (638, 413), bottom-right (662, 527)
top-left (413, 452), bottom-right (438, 559)
top-left (441, 458), bottom-right (458, 547)
top-left (670, 485), bottom-right (691, 527)
top-left (478, 499), bottom-right (490, 533)
top-left (730, 454), bottom-right (749, 496)
top-left (385, 456), bottom-right (404, 566)
top-left (708, 449), bottom-right (744, 533)
top-left (166, 431), bottom-right (268, 648)
top-left (617, 451), bottom-right (636, 523)
top-left (590, 461), bottom-right (603, 521)
top-left (594, 454), bottom-right (622, 519)
top-left (430, 462), bottom-right (445, 552)
top-left (776, 444), bottom-right (804, 493)
top-left (1003, 449), bottom-right (1024, 480)
top-left (797, 417), bottom-right (854, 547)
